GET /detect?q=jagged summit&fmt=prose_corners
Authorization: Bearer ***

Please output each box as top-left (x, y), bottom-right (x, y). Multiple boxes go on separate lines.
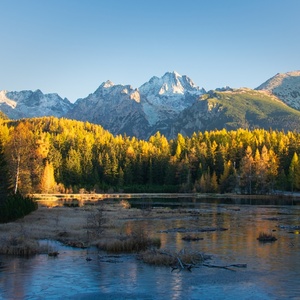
top-left (137, 71), bottom-right (205, 126)
top-left (102, 80), bottom-right (115, 88)
top-left (0, 89), bottom-right (73, 119)
top-left (1, 70), bottom-right (300, 140)
top-left (139, 71), bottom-right (204, 96)
top-left (256, 71), bottom-right (300, 110)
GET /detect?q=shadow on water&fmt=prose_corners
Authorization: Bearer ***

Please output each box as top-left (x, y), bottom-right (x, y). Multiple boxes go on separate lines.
top-left (128, 196), bottom-right (300, 209)
top-left (1, 196), bottom-right (300, 299)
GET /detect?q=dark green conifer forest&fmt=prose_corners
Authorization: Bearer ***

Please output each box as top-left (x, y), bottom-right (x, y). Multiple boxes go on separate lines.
top-left (0, 116), bottom-right (300, 195)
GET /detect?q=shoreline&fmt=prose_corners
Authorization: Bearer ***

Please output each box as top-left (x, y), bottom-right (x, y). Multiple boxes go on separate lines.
top-left (31, 192), bottom-right (300, 202)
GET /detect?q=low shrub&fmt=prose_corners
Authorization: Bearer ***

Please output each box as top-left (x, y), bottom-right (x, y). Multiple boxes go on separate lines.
top-left (0, 193), bottom-right (38, 223)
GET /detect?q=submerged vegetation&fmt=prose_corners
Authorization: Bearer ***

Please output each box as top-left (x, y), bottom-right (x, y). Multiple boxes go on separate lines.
top-left (0, 116), bottom-right (300, 197)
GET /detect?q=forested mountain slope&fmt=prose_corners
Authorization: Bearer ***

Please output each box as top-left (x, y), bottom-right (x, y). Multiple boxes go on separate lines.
top-left (164, 89), bottom-right (300, 138)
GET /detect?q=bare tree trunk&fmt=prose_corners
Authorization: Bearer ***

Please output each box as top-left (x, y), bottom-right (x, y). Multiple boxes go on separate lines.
top-left (14, 153), bottom-right (20, 194)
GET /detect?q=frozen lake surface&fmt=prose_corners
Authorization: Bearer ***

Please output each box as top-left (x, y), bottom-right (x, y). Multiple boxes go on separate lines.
top-left (0, 198), bottom-right (300, 299)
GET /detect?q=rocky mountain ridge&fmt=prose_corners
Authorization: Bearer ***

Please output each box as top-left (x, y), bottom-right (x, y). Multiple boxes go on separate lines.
top-left (0, 89), bottom-right (73, 119)
top-left (1, 70), bottom-right (300, 139)
top-left (256, 71), bottom-right (300, 110)
top-left (65, 71), bottom-right (206, 138)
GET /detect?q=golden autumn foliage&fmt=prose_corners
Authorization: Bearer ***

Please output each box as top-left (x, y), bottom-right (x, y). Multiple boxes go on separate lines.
top-left (40, 161), bottom-right (56, 193)
top-left (0, 116), bottom-right (300, 194)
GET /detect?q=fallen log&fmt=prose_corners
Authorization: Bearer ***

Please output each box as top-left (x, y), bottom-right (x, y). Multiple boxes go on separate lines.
top-left (98, 254), bottom-right (123, 263)
top-left (48, 251), bottom-right (59, 257)
top-left (159, 227), bottom-right (228, 234)
top-left (182, 235), bottom-right (204, 241)
top-left (203, 263), bottom-right (247, 271)
top-left (177, 257), bottom-right (184, 269)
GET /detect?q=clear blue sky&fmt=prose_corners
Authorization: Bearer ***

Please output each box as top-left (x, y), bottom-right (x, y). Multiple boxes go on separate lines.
top-left (0, 0), bottom-right (299, 102)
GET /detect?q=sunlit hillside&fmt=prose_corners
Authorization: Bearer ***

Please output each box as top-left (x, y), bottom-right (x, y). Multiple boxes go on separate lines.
top-left (1, 116), bottom-right (300, 195)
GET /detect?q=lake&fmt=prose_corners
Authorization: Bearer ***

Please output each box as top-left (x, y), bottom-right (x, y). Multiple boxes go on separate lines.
top-left (0, 196), bottom-right (300, 299)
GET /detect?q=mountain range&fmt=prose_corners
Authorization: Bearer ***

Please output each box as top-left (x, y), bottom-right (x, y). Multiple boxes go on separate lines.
top-left (1, 71), bottom-right (300, 139)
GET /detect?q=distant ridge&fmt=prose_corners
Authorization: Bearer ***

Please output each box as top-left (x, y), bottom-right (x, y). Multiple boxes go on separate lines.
top-left (1, 70), bottom-right (300, 139)
top-left (256, 71), bottom-right (300, 110)
top-left (0, 89), bottom-right (73, 119)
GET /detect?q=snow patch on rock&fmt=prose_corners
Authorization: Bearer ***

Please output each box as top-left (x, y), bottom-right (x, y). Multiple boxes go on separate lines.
top-left (256, 71), bottom-right (300, 110)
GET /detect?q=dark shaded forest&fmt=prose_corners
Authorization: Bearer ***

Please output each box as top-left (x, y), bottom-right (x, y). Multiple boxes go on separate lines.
top-left (0, 116), bottom-right (300, 195)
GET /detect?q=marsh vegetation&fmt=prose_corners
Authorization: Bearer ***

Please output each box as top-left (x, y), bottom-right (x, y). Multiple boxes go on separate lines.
top-left (0, 197), bottom-right (300, 299)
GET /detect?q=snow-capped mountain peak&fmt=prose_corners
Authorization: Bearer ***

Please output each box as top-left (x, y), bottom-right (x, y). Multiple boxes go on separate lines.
top-left (102, 80), bottom-right (115, 88)
top-left (2, 70), bottom-right (300, 140)
top-left (0, 89), bottom-right (73, 119)
top-left (160, 71), bottom-right (185, 94)
top-left (0, 90), bottom-right (17, 109)
top-left (140, 71), bottom-right (204, 96)
top-left (138, 71), bottom-right (205, 126)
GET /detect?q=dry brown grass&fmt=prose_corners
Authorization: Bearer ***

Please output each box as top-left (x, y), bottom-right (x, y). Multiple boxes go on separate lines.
top-left (138, 248), bottom-right (205, 267)
top-left (0, 200), bottom-right (153, 255)
top-left (97, 227), bottom-right (161, 253)
top-left (0, 235), bottom-right (46, 256)
top-left (0, 199), bottom-right (201, 257)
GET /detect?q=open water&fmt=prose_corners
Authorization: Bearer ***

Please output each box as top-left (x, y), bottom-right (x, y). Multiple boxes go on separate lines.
top-left (0, 197), bottom-right (300, 299)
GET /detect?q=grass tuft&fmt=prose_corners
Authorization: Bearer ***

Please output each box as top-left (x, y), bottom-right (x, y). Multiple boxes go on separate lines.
top-left (0, 235), bottom-right (40, 256)
top-left (257, 231), bottom-right (277, 242)
top-left (97, 227), bottom-right (161, 253)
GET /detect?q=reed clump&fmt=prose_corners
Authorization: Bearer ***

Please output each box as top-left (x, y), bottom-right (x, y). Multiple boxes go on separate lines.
top-left (0, 235), bottom-right (40, 256)
top-left (257, 231), bottom-right (277, 242)
top-left (97, 228), bottom-right (161, 253)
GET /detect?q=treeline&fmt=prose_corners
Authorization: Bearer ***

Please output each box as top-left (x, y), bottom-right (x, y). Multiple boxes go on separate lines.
top-left (1, 116), bottom-right (300, 195)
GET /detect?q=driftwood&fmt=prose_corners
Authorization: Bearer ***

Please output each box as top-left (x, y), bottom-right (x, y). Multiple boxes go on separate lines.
top-left (98, 254), bottom-right (123, 263)
top-left (182, 235), bottom-right (204, 241)
top-left (170, 249), bottom-right (210, 272)
top-left (159, 227), bottom-right (228, 234)
top-left (177, 257), bottom-right (184, 269)
top-left (62, 240), bottom-right (87, 248)
top-left (203, 263), bottom-right (247, 272)
top-left (169, 248), bottom-right (246, 272)
top-left (98, 259), bottom-right (123, 263)
top-left (226, 207), bottom-right (241, 211)
top-left (48, 251), bottom-right (59, 257)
